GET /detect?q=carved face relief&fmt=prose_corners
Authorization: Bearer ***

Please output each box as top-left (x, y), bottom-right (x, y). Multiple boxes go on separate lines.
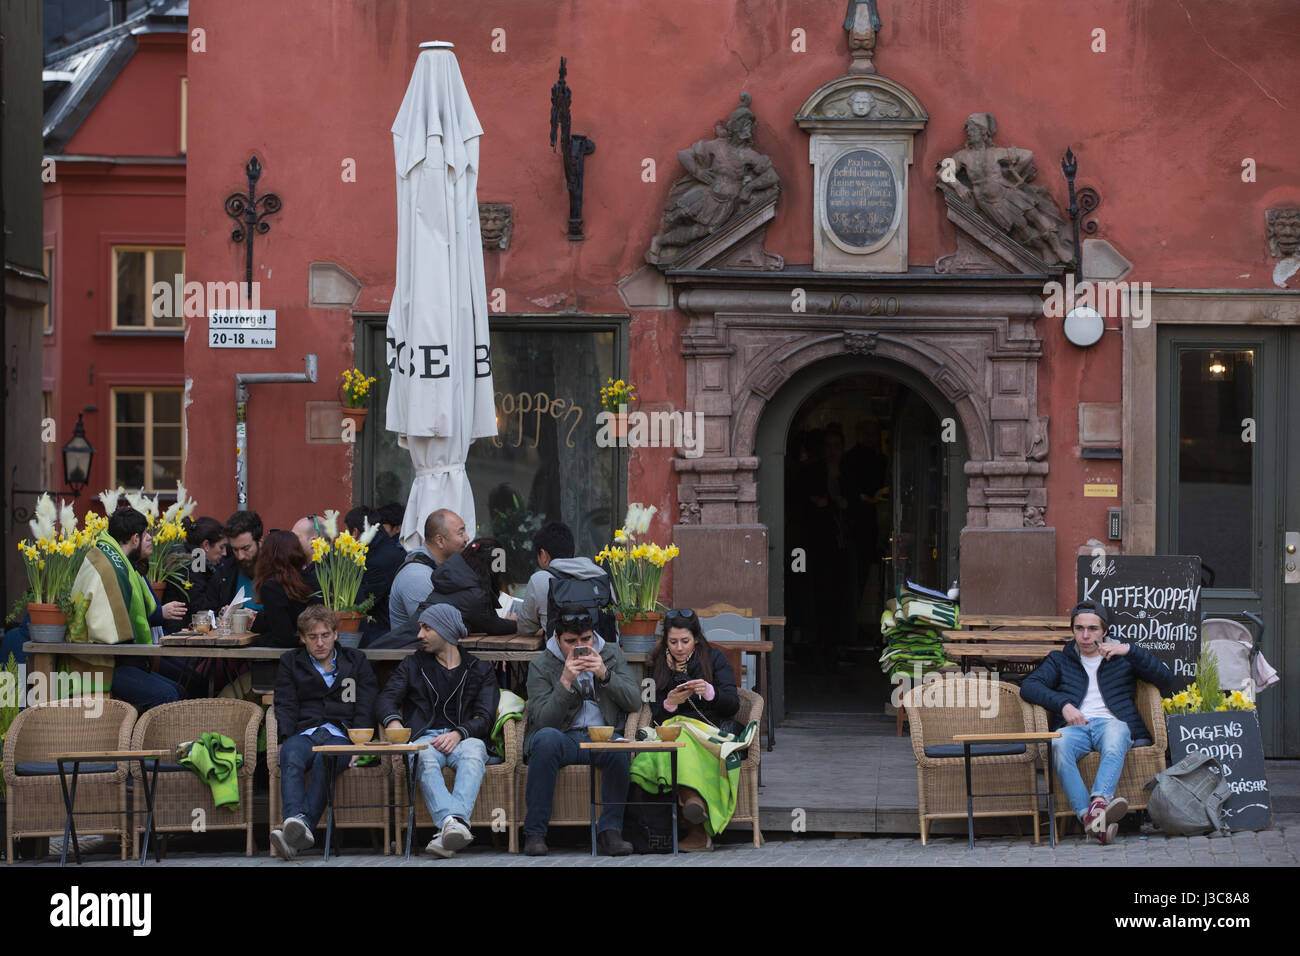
top-left (850, 91), bottom-right (875, 116)
top-left (1267, 209), bottom-right (1300, 258)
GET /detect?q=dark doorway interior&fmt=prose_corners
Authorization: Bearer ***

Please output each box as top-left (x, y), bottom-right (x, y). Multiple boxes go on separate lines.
top-left (783, 374), bottom-right (948, 714)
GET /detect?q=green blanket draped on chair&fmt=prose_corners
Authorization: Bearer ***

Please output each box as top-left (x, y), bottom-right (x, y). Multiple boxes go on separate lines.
top-left (179, 732), bottom-right (244, 811)
top-left (629, 716), bottom-right (757, 836)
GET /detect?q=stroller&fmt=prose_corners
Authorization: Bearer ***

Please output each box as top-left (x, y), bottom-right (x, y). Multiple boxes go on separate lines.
top-left (1201, 611), bottom-right (1279, 702)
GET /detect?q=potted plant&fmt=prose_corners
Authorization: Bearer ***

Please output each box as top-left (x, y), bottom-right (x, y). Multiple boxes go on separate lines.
top-left (1162, 648), bottom-right (1257, 717)
top-left (340, 367), bottom-right (378, 432)
top-left (599, 377), bottom-right (637, 439)
top-left (124, 485), bottom-right (198, 601)
top-left (17, 495), bottom-right (102, 641)
top-left (594, 503), bottom-right (678, 650)
top-left (310, 509), bottom-right (378, 647)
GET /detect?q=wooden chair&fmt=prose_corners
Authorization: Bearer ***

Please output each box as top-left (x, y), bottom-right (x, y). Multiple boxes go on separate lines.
top-left (4, 697), bottom-right (137, 862)
top-left (266, 705), bottom-right (392, 856)
top-left (391, 717), bottom-right (521, 853)
top-left (512, 709), bottom-right (638, 848)
top-left (627, 687), bottom-right (764, 848)
top-left (904, 675), bottom-right (1041, 845)
top-left (697, 602), bottom-right (753, 618)
top-left (128, 698), bottom-right (262, 856)
top-left (1030, 681), bottom-right (1168, 824)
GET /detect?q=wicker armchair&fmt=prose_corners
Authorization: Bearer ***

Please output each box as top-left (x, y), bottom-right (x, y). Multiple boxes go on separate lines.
top-left (627, 687), bottom-right (764, 847)
top-left (391, 718), bottom-right (520, 853)
top-left (904, 675), bottom-right (1041, 845)
top-left (512, 709), bottom-right (639, 847)
top-left (265, 706), bottom-right (392, 856)
top-left (128, 698), bottom-right (262, 857)
top-left (4, 697), bottom-right (137, 862)
top-left (1031, 680), bottom-right (1167, 821)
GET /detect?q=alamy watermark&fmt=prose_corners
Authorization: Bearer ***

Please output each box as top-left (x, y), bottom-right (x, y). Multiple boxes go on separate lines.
top-left (890, 664), bottom-right (1001, 719)
top-left (595, 404), bottom-right (705, 459)
top-left (0, 669), bottom-right (104, 718)
top-left (1042, 273), bottom-right (1153, 329)
top-left (151, 274), bottom-right (262, 319)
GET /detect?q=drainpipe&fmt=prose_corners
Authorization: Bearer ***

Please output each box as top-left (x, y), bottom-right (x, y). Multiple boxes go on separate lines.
top-left (234, 354), bottom-right (317, 507)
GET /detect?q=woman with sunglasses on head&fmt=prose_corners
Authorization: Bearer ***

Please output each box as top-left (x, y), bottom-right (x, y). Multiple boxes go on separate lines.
top-left (634, 607), bottom-right (741, 851)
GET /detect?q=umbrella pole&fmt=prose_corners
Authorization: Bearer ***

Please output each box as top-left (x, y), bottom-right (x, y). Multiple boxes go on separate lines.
top-left (234, 355), bottom-right (318, 507)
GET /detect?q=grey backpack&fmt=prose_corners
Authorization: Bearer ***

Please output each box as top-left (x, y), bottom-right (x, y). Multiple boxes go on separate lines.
top-left (1144, 752), bottom-right (1233, 836)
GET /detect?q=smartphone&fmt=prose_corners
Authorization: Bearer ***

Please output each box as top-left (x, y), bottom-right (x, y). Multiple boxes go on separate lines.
top-left (573, 645), bottom-right (593, 657)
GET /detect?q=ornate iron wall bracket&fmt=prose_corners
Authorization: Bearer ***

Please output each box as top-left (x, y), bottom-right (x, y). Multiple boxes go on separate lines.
top-left (224, 156), bottom-right (283, 297)
top-left (549, 58), bottom-right (596, 241)
top-left (1060, 148), bottom-right (1101, 284)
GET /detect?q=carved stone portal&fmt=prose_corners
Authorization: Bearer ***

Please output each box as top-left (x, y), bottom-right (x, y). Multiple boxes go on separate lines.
top-left (645, 93), bottom-right (781, 269)
top-left (939, 113), bottom-right (1074, 268)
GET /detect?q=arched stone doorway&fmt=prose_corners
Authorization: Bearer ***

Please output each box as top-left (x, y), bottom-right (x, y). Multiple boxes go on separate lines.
top-left (666, 276), bottom-right (1057, 724)
top-left (755, 355), bottom-right (967, 719)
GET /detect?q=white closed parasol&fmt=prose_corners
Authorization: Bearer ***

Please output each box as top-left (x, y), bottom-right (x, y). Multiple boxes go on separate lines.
top-left (389, 42), bottom-right (497, 548)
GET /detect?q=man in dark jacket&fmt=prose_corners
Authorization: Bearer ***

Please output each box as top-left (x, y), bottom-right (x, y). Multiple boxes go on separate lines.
top-left (377, 604), bottom-right (499, 858)
top-left (270, 605), bottom-right (379, 861)
top-left (1020, 601), bottom-right (1173, 844)
top-left (522, 604), bottom-right (639, 858)
top-left (192, 510), bottom-right (264, 615)
top-left (345, 506), bottom-right (404, 646)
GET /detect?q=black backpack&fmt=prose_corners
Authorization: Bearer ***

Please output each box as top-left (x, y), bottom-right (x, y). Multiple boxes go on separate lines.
top-left (546, 566), bottom-right (620, 642)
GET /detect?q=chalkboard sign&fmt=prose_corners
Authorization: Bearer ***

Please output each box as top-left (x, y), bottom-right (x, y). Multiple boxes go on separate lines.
top-left (1076, 555), bottom-right (1201, 691)
top-left (824, 148), bottom-right (897, 248)
top-left (1167, 711), bottom-right (1270, 831)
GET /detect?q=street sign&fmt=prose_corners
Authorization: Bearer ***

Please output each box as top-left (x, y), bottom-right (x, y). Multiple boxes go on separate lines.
top-left (208, 310), bottom-right (276, 348)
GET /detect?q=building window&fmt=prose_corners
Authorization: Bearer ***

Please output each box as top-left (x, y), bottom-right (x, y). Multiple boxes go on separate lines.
top-left (111, 388), bottom-right (185, 491)
top-left (112, 246), bottom-right (184, 329)
top-left (180, 76), bottom-right (188, 155)
top-left (43, 247), bottom-right (54, 334)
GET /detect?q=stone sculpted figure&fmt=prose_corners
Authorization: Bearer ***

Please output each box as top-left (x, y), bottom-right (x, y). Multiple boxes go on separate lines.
top-left (645, 93), bottom-right (781, 266)
top-left (947, 112), bottom-right (1074, 267)
top-left (845, 0), bottom-right (883, 73)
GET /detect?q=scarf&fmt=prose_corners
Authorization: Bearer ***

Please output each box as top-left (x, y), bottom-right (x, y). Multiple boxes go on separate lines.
top-left (92, 530), bottom-right (153, 643)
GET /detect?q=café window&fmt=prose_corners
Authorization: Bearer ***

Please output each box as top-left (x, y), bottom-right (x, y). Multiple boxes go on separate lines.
top-left (111, 388), bottom-right (185, 491)
top-left (43, 247), bottom-right (54, 333)
top-left (112, 246), bottom-right (185, 329)
top-left (353, 315), bottom-right (628, 587)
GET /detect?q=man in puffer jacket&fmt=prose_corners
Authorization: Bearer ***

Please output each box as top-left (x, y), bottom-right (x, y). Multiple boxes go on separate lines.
top-left (1020, 601), bottom-right (1173, 844)
top-left (419, 538), bottom-right (517, 638)
top-left (376, 604), bottom-right (500, 858)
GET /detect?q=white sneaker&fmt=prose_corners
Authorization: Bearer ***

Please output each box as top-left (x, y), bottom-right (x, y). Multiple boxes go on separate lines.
top-left (424, 833), bottom-right (454, 858)
top-left (282, 815), bottom-right (315, 851)
top-left (440, 817), bottom-right (473, 853)
top-left (269, 829), bottom-right (297, 860)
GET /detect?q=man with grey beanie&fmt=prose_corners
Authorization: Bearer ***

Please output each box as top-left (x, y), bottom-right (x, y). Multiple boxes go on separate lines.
top-left (376, 603), bottom-right (500, 857)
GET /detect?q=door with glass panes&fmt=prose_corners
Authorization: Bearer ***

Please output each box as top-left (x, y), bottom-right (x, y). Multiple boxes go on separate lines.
top-left (1157, 327), bottom-right (1300, 756)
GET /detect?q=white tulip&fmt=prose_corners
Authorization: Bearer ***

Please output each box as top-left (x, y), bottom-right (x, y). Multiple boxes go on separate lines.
top-left (624, 504), bottom-right (644, 537)
top-left (359, 518), bottom-right (380, 546)
top-left (636, 504), bottom-right (657, 535)
top-left (322, 509), bottom-right (340, 540)
top-left (29, 494), bottom-right (57, 541)
top-left (58, 499), bottom-right (78, 535)
top-left (97, 486), bottom-right (125, 514)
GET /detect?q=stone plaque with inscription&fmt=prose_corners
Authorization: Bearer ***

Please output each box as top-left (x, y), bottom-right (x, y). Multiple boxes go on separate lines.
top-left (796, 74), bottom-right (927, 272)
top-left (824, 148), bottom-right (898, 250)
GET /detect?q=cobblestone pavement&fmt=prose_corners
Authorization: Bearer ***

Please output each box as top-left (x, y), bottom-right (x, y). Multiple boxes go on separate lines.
top-left (19, 815), bottom-right (1299, 866)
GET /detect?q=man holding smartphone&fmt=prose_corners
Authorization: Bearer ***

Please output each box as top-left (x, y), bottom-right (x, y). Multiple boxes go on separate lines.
top-left (1020, 601), bottom-right (1173, 844)
top-left (521, 604), bottom-right (641, 856)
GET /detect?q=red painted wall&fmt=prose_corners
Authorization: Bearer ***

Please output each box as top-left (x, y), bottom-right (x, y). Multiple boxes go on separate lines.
top-left (181, 0), bottom-right (1300, 607)
top-left (44, 33), bottom-right (188, 509)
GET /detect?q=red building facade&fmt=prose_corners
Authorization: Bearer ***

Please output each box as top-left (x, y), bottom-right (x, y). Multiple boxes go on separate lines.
top-left (43, 9), bottom-right (189, 500)
top-left (177, 1), bottom-right (1299, 742)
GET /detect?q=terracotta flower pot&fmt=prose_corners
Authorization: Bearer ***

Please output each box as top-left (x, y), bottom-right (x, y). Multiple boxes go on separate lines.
top-left (616, 612), bottom-right (660, 636)
top-left (150, 582), bottom-right (167, 601)
top-left (342, 407), bottom-right (369, 432)
top-left (28, 603), bottom-right (67, 627)
top-left (336, 611), bottom-right (364, 633)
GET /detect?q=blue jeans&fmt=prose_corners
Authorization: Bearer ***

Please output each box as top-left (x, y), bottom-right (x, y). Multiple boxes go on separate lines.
top-left (111, 665), bottom-right (182, 712)
top-left (1051, 717), bottom-right (1132, 818)
top-left (279, 729), bottom-right (351, 827)
top-left (413, 730), bottom-right (488, 828)
top-left (524, 727), bottom-right (630, 837)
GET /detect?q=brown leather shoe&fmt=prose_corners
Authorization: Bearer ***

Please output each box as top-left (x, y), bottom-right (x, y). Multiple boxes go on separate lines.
top-left (679, 823), bottom-right (712, 852)
top-left (678, 787), bottom-right (708, 825)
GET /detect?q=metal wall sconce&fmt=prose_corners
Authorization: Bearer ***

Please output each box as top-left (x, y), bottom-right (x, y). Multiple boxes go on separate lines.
top-left (224, 155), bottom-right (283, 296)
top-left (549, 57), bottom-right (595, 240)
